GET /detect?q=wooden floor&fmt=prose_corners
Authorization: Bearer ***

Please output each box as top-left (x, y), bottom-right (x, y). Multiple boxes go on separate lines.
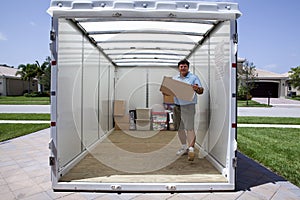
top-left (60, 130), bottom-right (227, 183)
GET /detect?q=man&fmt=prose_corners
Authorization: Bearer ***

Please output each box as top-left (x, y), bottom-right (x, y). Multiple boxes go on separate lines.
top-left (173, 59), bottom-right (203, 161)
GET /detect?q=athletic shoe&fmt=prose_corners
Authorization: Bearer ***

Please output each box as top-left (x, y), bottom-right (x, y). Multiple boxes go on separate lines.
top-left (176, 145), bottom-right (188, 156)
top-left (188, 147), bottom-right (195, 161)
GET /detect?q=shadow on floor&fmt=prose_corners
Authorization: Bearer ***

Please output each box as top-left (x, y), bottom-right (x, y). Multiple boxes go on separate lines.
top-left (236, 151), bottom-right (286, 191)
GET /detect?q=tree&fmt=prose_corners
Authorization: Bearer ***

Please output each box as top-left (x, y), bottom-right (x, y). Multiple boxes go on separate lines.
top-left (16, 63), bottom-right (38, 94)
top-left (237, 59), bottom-right (258, 105)
top-left (289, 66), bottom-right (300, 90)
top-left (40, 57), bottom-right (51, 92)
top-left (35, 56), bottom-right (51, 93)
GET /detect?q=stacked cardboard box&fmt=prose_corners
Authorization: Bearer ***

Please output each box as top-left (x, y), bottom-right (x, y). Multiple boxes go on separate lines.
top-left (113, 100), bottom-right (130, 130)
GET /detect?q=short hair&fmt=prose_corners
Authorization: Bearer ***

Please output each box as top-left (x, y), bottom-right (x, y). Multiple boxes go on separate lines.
top-left (178, 59), bottom-right (190, 67)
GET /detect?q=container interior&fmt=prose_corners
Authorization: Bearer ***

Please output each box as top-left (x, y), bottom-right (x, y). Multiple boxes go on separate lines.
top-left (48, 0), bottom-right (239, 191)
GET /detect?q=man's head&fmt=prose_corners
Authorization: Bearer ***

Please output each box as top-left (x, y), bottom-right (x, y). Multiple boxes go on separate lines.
top-left (178, 59), bottom-right (189, 77)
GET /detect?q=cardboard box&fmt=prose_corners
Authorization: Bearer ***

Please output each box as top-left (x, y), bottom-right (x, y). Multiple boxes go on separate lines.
top-left (114, 100), bottom-right (126, 116)
top-left (163, 94), bottom-right (174, 104)
top-left (160, 76), bottom-right (195, 102)
top-left (114, 115), bottom-right (129, 123)
top-left (115, 122), bottom-right (130, 130)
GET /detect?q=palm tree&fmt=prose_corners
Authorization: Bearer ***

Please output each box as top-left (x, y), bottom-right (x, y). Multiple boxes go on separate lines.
top-left (35, 58), bottom-right (50, 93)
top-left (38, 57), bottom-right (51, 93)
top-left (16, 63), bottom-right (38, 94)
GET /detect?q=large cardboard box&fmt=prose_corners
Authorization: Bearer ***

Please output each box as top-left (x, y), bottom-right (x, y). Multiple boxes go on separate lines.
top-left (115, 122), bottom-right (130, 130)
top-left (114, 100), bottom-right (126, 116)
top-left (114, 115), bottom-right (129, 123)
top-left (114, 115), bottom-right (130, 130)
top-left (160, 76), bottom-right (195, 102)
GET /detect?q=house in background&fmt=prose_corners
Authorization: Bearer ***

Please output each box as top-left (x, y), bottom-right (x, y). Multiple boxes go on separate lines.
top-left (0, 65), bottom-right (38, 96)
top-left (237, 58), bottom-right (293, 98)
top-left (251, 68), bottom-right (289, 98)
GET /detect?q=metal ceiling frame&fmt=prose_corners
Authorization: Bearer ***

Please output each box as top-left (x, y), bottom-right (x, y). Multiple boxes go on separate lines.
top-left (49, 0), bottom-right (241, 67)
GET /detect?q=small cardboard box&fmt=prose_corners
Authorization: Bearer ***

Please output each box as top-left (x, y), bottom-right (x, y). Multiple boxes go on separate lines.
top-left (160, 76), bottom-right (195, 102)
top-left (163, 94), bottom-right (174, 104)
top-left (114, 100), bottom-right (126, 116)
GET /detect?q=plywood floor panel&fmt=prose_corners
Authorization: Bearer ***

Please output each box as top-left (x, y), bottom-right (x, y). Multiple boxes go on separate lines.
top-left (60, 130), bottom-right (227, 183)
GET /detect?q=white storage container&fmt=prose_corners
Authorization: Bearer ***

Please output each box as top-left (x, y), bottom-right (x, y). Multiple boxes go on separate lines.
top-left (48, 0), bottom-right (241, 193)
top-left (136, 119), bottom-right (151, 131)
top-left (136, 108), bottom-right (152, 120)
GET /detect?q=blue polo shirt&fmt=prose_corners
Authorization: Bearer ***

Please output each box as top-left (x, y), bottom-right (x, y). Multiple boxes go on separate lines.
top-left (172, 72), bottom-right (202, 105)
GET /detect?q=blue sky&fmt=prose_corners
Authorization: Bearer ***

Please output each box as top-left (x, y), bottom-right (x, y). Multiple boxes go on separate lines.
top-left (0, 0), bottom-right (299, 74)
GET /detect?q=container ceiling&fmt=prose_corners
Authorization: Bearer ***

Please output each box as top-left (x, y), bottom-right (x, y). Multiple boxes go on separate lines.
top-left (48, 0), bottom-right (241, 67)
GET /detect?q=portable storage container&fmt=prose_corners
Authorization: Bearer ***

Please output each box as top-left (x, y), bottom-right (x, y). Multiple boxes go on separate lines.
top-left (48, 0), bottom-right (241, 192)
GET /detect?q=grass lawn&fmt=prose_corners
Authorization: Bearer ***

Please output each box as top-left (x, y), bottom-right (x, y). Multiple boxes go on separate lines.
top-left (0, 96), bottom-right (50, 105)
top-left (238, 100), bottom-right (270, 107)
top-left (238, 116), bottom-right (300, 125)
top-left (0, 124), bottom-right (50, 142)
top-left (238, 127), bottom-right (300, 187)
top-left (0, 114), bottom-right (50, 142)
top-left (289, 96), bottom-right (300, 101)
top-left (0, 113), bottom-right (50, 120)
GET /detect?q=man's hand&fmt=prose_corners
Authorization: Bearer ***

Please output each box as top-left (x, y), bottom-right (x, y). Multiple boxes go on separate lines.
top-left (193, 84), bottom-right (204, 94)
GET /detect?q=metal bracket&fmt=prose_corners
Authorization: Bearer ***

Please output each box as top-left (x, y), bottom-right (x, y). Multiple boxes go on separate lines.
top-left (50, 30), bottom-right (56, 41)
top-left (49, 156), bottom-right (55, 166)
top-left (112, 12), bottom-right (122, 17)
top-left (233, 157), bottom-right (238, 168)
top-left (233, 33), bottom-right (238, 44)
top-left (166, 185), bottom-right (177, 191)
top-left (111, 185), bottom-right (122, 190)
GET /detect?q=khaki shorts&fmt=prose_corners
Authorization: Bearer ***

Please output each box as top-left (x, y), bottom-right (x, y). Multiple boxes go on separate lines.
top-left (173, 104), bottom-right (195, 131)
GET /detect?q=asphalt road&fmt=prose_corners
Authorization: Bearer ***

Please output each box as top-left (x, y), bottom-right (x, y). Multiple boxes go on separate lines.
top-left (238, 98), bottom-right (300, 117)
top-left (0, 105), bottom-right (50, 113)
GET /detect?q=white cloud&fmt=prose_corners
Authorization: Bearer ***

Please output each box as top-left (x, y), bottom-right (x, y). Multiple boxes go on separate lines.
top-left (0, 32), bottom-right (7, 41)
top-left (290, 53), bottom-right (298, 57)
top-left (263, 64), bottom-right (278, 71)
top-left (30, 21), bottom-right (36, 26)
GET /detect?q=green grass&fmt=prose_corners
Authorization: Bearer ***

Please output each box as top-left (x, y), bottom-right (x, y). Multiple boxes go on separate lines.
top-left (288, 96), bottom-right (300, 101)
top-left (238, 100), bottom-right (270, 107)
top-left (238, 116), bottom-right (300, 125)
top-left (0, 113), bottom-right (50, 120)
top-left (238, 127), bottom-right (300, 187)
top-left (0, 124), bottom-right (50, 142)
top-left (0, 96), bottom-right (50, 105)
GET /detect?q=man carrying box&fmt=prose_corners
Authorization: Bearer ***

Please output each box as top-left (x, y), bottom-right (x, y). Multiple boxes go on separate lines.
top-left (164, 59), bottom-right (203, 161)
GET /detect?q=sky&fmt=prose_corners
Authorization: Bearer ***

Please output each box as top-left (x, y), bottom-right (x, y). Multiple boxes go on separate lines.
top-left (0, 0), bottom-right (299, 74)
